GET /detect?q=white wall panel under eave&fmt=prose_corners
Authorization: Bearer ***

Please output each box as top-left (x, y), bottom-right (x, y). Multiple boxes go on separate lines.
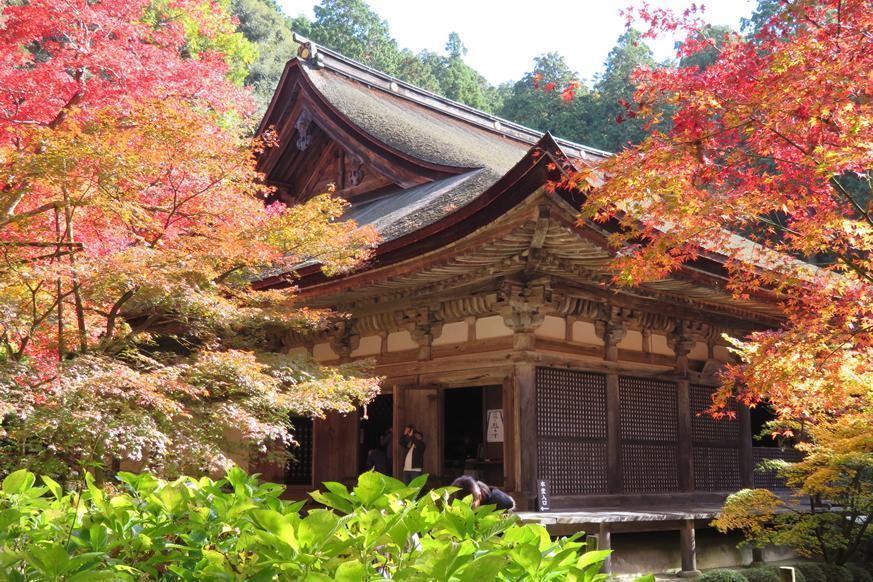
top-left (432, 321), bottom-right (467, 345)
top-left (535, 315), bottom-right (566, 339)
top-left (352, 335), bottom-right (382, 357)
top-left (475, 315), bottom-right (513, 339)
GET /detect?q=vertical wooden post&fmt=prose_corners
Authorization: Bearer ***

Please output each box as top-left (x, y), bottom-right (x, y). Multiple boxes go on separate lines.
top-left (606, 372), bottom-right (622, 494)
top-left (502, 376), bottom-right (517, 492)
top-left (739, 404), bottom-right (754, 488)
top-left (515, 362), bottom-right (538, 499)
top-left (671, 325), bottom-right (695, 493)
top-left (679, 519), bottom-right (701, 578)
top-left (677, 379), bottom-right (694, 492)
top-left (392, 385), bottom-right (404, 479)
top-left (597, 523), bottom-right (612, 574)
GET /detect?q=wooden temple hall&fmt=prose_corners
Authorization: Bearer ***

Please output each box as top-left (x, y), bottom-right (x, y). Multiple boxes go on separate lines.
top-left (252, 37), bottom-right (797, 575)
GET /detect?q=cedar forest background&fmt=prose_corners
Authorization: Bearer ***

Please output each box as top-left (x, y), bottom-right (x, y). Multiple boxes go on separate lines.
top-left (232, 0), bottom-right (769, 152)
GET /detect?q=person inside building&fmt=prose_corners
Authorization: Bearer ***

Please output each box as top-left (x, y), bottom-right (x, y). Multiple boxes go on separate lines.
top-left (450, 475), bottom-right (515, 511)
top-left (380, 426), bottom-right (392, 468)
top-left (400, 424), bottom-right (426, 484)
top-left (365, 445), bottom-right (390, 475)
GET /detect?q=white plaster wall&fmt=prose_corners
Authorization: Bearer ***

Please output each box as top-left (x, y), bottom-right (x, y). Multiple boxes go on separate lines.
top-left (351, 335), bottom-right (382, 357)
top-left (650, 334), bottom-right (673, 356)
top-left (571, 320), bottom-right (602, 345)
top-left (475, 315), bottom-right (512, 339)
top-left (690, 341), bottom-right (709, 360)
top-left (387, 330), bottom-right (418, 351)
top-left (432, 321), bottom-right (467, 345)
top-left (313, 342), bottom-right (338, 362)
top-left (618, 329), bottom-right (643, 352)
top-left (535, 315), bottom-right (565, 339)
top-left (713, 345), bottom-right (732, 362)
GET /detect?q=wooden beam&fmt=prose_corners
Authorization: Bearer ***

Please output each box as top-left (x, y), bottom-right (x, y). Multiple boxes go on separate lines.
top-left (606, 373), bottom-right (622, 494)
top-left (514, 363), bottom-right (538, 498)
top-left (677, 379), bottom-right (694, 492)
top-left (598, 523), bottom-right (612, 574)
top-left (679, 519), bottom-right (701, 577)
top-left (502, 376), bottom-right (517, 492)
top-left (739, 405), bottom-right (754, 488)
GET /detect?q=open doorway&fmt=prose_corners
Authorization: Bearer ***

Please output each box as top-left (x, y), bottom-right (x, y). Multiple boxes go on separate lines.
top-left (443, 386), bottom-right (503, 487)
top-left (359, 394), bottom-right (393, 475)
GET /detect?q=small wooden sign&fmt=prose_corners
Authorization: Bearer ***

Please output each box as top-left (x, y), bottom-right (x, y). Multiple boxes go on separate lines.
top-left (537, 479), bottom-right (551, 512)
top-left (486, 409), bottom-right (504, 443)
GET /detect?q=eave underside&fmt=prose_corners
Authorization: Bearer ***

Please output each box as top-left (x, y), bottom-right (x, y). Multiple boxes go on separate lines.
top-left (296, 189), bottom-right (781, 332)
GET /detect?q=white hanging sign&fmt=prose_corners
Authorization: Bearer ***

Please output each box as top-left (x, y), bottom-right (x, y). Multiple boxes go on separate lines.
top-left (486, 409), bottom-right (504, 443)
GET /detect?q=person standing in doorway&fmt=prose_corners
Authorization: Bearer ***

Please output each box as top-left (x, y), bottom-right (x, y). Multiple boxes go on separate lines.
top-left (400, 424), bottom-right (425, 484)
top-left (380, 427), bottom-right (393, 468)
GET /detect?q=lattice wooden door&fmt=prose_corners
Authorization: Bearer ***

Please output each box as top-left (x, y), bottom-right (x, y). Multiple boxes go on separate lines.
top-left (618, 376), bottom-right (679, 493)
top-left (535, 368), bottom-right (608, 495)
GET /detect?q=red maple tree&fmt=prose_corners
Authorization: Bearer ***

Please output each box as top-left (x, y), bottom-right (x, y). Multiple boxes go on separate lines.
top-left (0, 0), bottom-right (378, 477)
top-left (562, 0), bottom-right (870, 427)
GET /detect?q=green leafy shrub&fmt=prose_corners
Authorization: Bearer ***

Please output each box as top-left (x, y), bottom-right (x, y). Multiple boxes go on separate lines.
top-left (820, 564), bottom-right (854, 581)
top-left (847, 563), bottom-right (873, 582)
top-left (0, 467), bottom-right (649, 581)
top-left (794, 562), bottom-right (829, 582)
top-left (742, 566), bottom-right (806, 582)
top-left (698, 570), bottom-right (749, 582)
top-left (742, 566), bottom-right (780, 582)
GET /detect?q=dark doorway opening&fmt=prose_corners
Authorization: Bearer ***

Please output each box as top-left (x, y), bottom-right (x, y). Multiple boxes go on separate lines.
top-left (443, 386), bottom-right (503, 487)
top-left (359, 394), bottom-right (393, 475)
top-left (750, 404), bottom-right (779, 446)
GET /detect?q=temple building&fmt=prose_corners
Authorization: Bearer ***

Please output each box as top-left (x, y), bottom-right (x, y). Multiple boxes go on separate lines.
top-left (252, 37), bottom-right (797, 576)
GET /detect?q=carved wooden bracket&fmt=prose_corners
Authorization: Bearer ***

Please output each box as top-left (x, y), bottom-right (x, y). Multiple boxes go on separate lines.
top-left (497, 278), bottom-right (557, 350)
top-left (402, 307), bottom-right (443, 360)
top-left (346, 155), bottom-right (365, 187)
top-left (329, 320), bottom-right (360, 361)
top-left (295, 110), bottom-right (313, 151)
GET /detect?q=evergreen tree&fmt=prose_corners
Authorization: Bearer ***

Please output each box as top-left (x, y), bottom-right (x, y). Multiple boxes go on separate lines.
top-left (432, 33), bottom-right (496, 111)
top-left (591, 29), bottom-right (654, 151)
top-left (498, 54), bottom-right (598, 147)
top-left (309, 0), bottom-right (403, 73)
top-left (231, 0), bottom-right (303, 111)
top-left (678, 24), bottom-right (735, 70)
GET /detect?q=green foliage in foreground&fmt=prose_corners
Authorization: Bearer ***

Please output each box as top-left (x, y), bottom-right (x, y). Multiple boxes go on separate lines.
top-left (697, 571), bottom-right (750, 582)
top-left (0, 467), bottom-right (653, 581)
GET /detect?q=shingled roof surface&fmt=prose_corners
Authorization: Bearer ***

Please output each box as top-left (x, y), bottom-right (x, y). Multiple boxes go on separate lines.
top-left (286, 43), bottom-right (608, 242)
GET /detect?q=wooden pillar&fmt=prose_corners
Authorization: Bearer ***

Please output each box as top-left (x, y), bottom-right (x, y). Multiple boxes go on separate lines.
top-left (597, 311), bottom-right (625, 495)
top-left (392, 385), bottom-right (405, 479)
top-left (739, 404), bottom-right (754, 488)
top-left (598, 523), bottom-right (612, 574)
top-left (672, 326), bottom-right (695, 493)
top-left (515, 362), bottom-right (538, 498)
top-left (502, 376), bottom-right (517, 492)
top-left (751, 547), bottom-right (765, 565)
top-left (679, 519), bottom-right (701, 577)
top-left (606, 372), bottom-right (622, 494)
top-left (677, 379), bottom-right (694, 491)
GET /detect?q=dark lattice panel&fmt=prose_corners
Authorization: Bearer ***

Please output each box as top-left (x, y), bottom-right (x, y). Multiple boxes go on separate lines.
top-left (286, 416), bottom-right (314, 486)
top-left (752, 447), bottom-right (803, 490)
top-left (618, 376), bottom-right (678, 442)
top-left (690, 384), bottom-right (740, 445)
top-left (538, 440), bottom-right (608, 495)
top-left (693, 447), bottom-right (742, 491)
top-left (536, 368), bottom-right (607, 439)
top-left (621, 443), bottom-right (679, 493)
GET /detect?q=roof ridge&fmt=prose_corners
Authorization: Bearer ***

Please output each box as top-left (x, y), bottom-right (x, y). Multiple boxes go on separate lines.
top-left (292, 33), bottom-right (612, 160)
